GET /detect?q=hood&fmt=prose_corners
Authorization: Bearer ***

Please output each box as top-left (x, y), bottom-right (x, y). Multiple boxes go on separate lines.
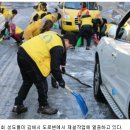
top-left (63, 9), bottom-right (79, 17)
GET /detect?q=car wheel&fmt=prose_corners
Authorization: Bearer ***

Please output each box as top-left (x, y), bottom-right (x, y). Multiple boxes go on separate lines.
top-left (93, 59), bottom-right (105, 102)
top-left (128, 103), bottom-right (130, 119)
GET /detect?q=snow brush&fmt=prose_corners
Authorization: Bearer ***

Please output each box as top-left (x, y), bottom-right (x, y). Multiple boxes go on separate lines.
top-left (64, 72), bottom-right (92, 88)
top-left (65, 85), bottom-right (88, 117)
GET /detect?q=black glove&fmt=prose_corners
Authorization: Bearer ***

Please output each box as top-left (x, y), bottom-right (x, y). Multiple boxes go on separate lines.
top-left (51, 77), bottom-right (59, 89)
top-left (58, 79), bottom-right (65, 88)
top-left (61, 67), bottom-right (66, 74)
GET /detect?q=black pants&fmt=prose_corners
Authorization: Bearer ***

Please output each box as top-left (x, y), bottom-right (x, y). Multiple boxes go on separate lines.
top-left (77, 25), bottom-right (92, 47)
top-left (15, 51), bottom-right (48, 107)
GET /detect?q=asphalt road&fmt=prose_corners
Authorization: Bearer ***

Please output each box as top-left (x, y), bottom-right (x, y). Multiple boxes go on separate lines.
top-left (0, 3), bottom-right (118, 119)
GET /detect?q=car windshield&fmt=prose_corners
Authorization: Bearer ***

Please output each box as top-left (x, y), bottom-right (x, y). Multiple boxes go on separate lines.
top-left (64, 2), bottom-right (98, 10)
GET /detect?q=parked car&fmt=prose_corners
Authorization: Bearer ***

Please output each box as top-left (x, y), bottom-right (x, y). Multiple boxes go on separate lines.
top-left (93, 10), bottom-right (130, 119)
top-left (0, 14), bottom-right (5, 41)
top-left (0, 14), bottom-right (5, 31)
top-left (58, 2), bottom-right (102, 34)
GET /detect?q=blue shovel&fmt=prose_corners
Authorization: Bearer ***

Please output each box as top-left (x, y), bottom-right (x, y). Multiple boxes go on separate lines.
top-left (51, 74), bottom-right (88, 117)
top-left (65, 85), bottom-right (89, 117)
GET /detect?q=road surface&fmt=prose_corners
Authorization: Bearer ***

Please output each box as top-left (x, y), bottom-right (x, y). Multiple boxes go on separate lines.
top-left (0, 2), bottom-right (120, 119)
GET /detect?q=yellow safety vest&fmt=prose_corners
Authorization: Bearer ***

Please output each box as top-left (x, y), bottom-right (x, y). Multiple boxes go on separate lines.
top-left (81, 16), bottom-right (93, 26)
top-left (36, 2), bottom-right (47, 12)
top-left (0, 6), bottom-right (7, 14)
top-left (21, 31), bottom-right (63, 77)
top-left (37, 10), bottom-right (46, 19)
top-left (36, 3), bottom-right (42, 12)
top-left (24, 13), bottom-right (58, 41)
top-left (32, 20), bottom-right (42, 36)
top-left (45, 13), bottom-right (57, 22)
top-left (30, 10), bottom-right (46, 23)
top-left (3, 10), bottom-right (12, 20)
top-left (23, 20), bottom-right (42, 41)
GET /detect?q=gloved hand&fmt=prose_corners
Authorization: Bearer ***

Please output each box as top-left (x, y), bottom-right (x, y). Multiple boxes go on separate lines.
top-left (61, 67), bottom-right (66, 74)
top-left (51, 77), bottom-right (59, 89)
top-left (58, 79), bottom-right (65, 88)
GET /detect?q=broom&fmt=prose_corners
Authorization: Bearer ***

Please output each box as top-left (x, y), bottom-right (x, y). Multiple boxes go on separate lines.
top-left (65, 72), bottom-right (92, 88)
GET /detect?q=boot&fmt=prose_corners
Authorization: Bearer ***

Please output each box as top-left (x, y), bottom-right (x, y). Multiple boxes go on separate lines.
top-left (12, 105), bottom-right (28, 114)
top-left (86, 46), bottom-right (90, 50)
top-left (37, 105), bottom-right (58, 115)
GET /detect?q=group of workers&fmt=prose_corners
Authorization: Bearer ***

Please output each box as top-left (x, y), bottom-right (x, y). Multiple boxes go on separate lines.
top-left (0, 2), bottom-right (111, 115)
top-left (0, 2), bottom-right (76, 115)
top-left (0, 2), bottom-right (111, 48)
top-left (0, 3), bottom-right (18, 41)
top-left (77, 2), bottom-right (111, 50)
top-left (0, 2), bottom-right (61, 44)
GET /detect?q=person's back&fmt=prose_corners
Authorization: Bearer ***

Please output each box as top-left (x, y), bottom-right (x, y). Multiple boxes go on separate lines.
top-left (21, 31), bottom-right (63, 76)
top-left (23, 20), bottom-right (42, 41)
top-left (80, 15), bottom-right (92, 27)
top-left (30, 10), bottom-right (47, 23)
top-left (30, 19), bottom-right (53, 37)
top-left (23, 12), bottom-right (61, 41)
top-left (36, 13), bottom-right (61, 34)
top-left (23, 19), bottom-right (53, 41)
top-left (44, 13), bottom-right (56, 22)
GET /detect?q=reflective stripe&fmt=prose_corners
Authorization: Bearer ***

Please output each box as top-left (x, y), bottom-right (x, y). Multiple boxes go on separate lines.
top-left (81, 16), bottom-right (92, 26)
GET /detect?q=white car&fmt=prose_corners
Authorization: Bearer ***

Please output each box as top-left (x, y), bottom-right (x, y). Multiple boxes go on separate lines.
top-left (0, 14), bottom-right (5, 32)
top-left (93, 10), bottom-right (130, 119)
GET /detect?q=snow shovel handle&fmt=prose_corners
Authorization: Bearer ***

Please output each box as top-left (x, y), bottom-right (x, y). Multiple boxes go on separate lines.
top-left (65, 85), bottom-right (73, 93)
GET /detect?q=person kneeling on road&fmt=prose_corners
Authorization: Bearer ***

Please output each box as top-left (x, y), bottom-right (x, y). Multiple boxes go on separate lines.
top-left (12, 31), bottom-right (77, 115)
